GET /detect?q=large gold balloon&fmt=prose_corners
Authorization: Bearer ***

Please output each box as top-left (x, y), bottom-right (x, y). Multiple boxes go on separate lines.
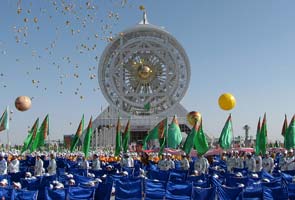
top-left (15, 96), bottom-right (32, 111)
top-left (187, 111), bottom-right (202, 126)
top-left (218, 93), bottom-right (236, 110)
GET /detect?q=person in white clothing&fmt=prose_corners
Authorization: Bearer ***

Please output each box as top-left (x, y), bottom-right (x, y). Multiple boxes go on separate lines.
top-left (92, 154), bottom-right (101, 170)
top-left (158, 155), bottom-right (167, 171)
top-left (245, 153), bottom-right (256, 172)
top-left (235, 152), bottom-right (244, 169)
top-left (180, 154), bottom-right (190, 171)
top-left (166, 154), bottom-right (175, 170)
top-left (0, 152), bottom-right (7, 175)
top-left (285, 150), bottom-right (295, 171)
top-left (81, 157), bottom-right (89, 170)
top-left (47, 153), bottom-right (57, 175)
top-left (120, 154), bottom-right (134, 168)
top-left (262, 152), bottom-right (274, 173)
top-left (279, 151), bottom-right (288, 171)
top-left (254, 154), bottom-right (262, 172)
top-left (226, 152), bottom-right (236, 173)
top-left (194, 155), bottom-right (209, 174)
top-left (34, 154), bottom-right (43, 176)
top-left (8, 154), bottom-right (19, 173)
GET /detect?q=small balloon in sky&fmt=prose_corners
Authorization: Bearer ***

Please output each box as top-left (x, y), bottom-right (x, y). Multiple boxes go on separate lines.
top-left (17, 8), bottom-right (22, 14)
top-left (139, 5), bottom-right (145, 11)
top-left (218, 93), bottom-right (236, 111)
top-left (15, 96), bottom-right (32, 112)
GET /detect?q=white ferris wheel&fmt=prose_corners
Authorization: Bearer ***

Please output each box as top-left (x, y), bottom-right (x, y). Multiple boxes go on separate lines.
top-left (98, 13), bottom-right (191, 117)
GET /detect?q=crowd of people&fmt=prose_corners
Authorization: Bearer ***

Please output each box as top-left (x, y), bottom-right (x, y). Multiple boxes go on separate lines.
top-left (0, 147), bottom-right (292, 199)
top-left (0, 148), bottom-right (293, 183)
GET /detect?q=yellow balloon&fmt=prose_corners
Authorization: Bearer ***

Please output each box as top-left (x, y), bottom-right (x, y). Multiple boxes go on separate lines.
top-left (187, 111), bottom-right (202, 126)
top-left (218, 93), bottom-right (236, 110)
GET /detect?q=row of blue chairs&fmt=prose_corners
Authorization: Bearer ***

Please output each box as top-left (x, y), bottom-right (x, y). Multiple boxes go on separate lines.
top-left (0, 188), bottom-right (38, 200)
top-left (114, 176), bottom-right (294, 200)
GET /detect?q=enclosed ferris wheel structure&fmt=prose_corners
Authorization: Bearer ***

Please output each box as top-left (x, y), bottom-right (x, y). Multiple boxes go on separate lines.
top-left (91, 13), bottom-right (192, 148)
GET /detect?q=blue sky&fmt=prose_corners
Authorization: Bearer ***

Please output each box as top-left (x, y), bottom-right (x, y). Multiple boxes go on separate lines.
top-left (0, 0), bottom-right (294, 145)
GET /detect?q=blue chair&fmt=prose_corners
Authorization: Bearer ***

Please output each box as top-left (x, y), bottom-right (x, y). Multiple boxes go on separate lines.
top-left (9, 172), bottom-right (26, 183)
top-left (20, 177), bottom-right (42, 190)
top-left (147, 170), bottom-right (169, 182)
top-left (67, 186), bottom-right (95, 200)
top-left (13, 189), bottom-right (38, 200)
top-left (268, 186), bottom-right (288, 200)
top-left (192, 187), bottom-right (216, 200)
top-left (226, 176), bottom-right (248, 187)
top-left (95, 181), bottom-right (113, 200)
top-left (110, 174), bottom-right (124, 183)
top-left (261, 178), bottom-right (282, 188)
top-left (44, 187), bottom-right (67, 200)
top-left (0, 175), bottom-right (10, 186)
top-left (187, 174), bottom-right (206, 182)
top-left (281, 172), bottom-right (293, 186)
top-left (169, 170), bottom-right (188, 182)
top-left (0, 187), bottom-right (14, 199)
top-left (115, 179), bottom-right (142, 200)
top-left (242, 185), bottom-right (263, 199)
top-left (288, 183), bottom-right (295, 200)
top-left (41, 175), bottom-right (57, 187)
top-left (122, 167), bottom-right (135, 177)
top-left (216, 185), bottom-right (243, 200)
top-left (145, 179), bottom-right (166, 200)
top-left (74, 174), bottom-right (94, 185)
top-left (57, 168), bottom-right (66, 176)
top-left (165, 181), bottom-right (192, 200)
top-left (281, 170), bottom-right (295, 176)
top-left (192, 180), bottom-right (210, 188)
top-left (89, 169), bottom-right (105, 178)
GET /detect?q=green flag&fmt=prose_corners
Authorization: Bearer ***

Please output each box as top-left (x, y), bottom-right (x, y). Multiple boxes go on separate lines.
top-left (255, 117), bottom-right (261, 155)
top-left (115, 117), bottom-right (122, 156)
top-left (142, 118), bottom-right (167, 150)
top-left (259, 113), bottom-right (267, 155)
top-left (194, 119), bottom-right (209, 155)
top-left (285, 115), bottom-right (295, 150)
top-left (21, 118), bottom-right (39, 153)
top-left (70, 115), bottom-right (84, 152)
top-left (219, 114), bottom-right (233, 150)
top-left (83, 116), bottom-right (93, 158)
top-left (122, 119), bottom-right (131, 153)
top-left (144, 102), bottom-right (151, 111)
top-left (282, 114), bottom-right (288, 137)
top-left (0, 107), bottom-right (9, 132)
top-left (182, 121), bottom-right (198, 155)
top-left (31, 114), bottom-right (49, 152)
top-left (167, 115), bottom-right (182, 149)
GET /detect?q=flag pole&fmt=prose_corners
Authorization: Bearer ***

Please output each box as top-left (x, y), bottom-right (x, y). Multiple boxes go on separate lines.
top-left (230, 113), bottom-right (234, 149)
top-left (6, 106), bottom-right (10, 151)
top-left (166, 115), bottom-right (169, 149)
top-left (6, 129), bottom-right (9, 151)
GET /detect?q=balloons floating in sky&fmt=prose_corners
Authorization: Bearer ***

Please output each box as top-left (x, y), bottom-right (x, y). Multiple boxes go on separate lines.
top-left (15, 96), bottom-right (32, 111)
top-left (187, 111), bottom-right (202, 126)
top-left (218, 93), bottom-right (236, 111)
